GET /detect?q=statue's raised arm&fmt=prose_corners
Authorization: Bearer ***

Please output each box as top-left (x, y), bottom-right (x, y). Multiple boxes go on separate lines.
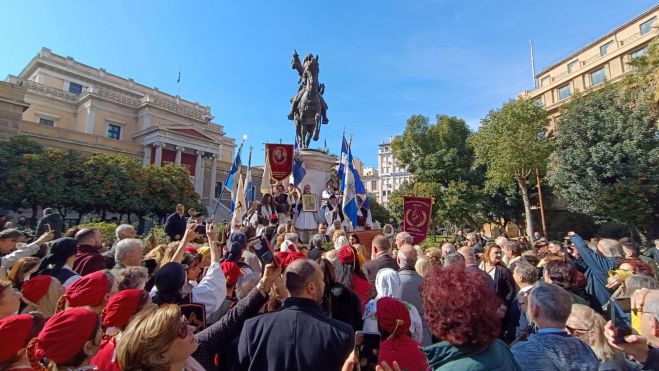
top-left (291, 50), bottom-right (303, 76)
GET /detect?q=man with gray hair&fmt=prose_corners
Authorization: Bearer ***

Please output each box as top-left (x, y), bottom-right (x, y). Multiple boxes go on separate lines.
top-left (512, 261), bottom-right (538, 337)
top-left (397, 244), bottom-right (431, 345)
top-left (364, 235), bottom-right (399, 293)
top-left (512, 283), bottom-right (598, 370)
top-left (113, 238), bottom-right (143, 269)
top-left (569, 232), bottom-right (624, 309)
top-left (394, 231), bottom-right (413, 249)
top-left (108, 223), bottom-right (137, 256)
top-left (440, 242), bottom-right (456, 259)
top-left (465, 231), bottom-right (484, 254)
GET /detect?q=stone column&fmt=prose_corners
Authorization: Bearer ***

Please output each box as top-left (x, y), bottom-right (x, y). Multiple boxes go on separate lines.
top-left (154, 142), bottom-right (163, 167)
top-left (142, 145), bottom-right (152, 166)
top-left (195, 151), bottom-right (205, 195)
top-left (175, 146), bottom-right (184, 166)
top-left (209, 154), bottom-right (218, 201)
top-left (142, 111), bottom-right (151, 130)
top-left (85, 105), bottom-right (96, 134)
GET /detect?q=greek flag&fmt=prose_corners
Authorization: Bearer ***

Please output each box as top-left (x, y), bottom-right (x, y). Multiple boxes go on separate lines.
top-left (293, 140), bottom-right (306, 186)
top-left (338, 135), bottom-right (349, 191)
top-left (225, 142), bottom-right (243, 212)
top-left (342, 146), bottom-right (359, 227)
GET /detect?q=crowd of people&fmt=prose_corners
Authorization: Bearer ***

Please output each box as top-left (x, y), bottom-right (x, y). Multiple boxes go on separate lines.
top-left (1, 195), bottom-right (659, 370)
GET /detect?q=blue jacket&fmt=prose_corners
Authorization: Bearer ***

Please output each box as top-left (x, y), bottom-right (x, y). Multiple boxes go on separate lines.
top-left (571, 234), bottom-right (620, 309)
top-left (238, 297), bottom-right (354, 371)
top-left (511, 331), bottom-right (598, 371)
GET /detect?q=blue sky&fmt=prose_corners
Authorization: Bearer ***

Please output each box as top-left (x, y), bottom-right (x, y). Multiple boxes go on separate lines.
top-left (1, 0), bottom-right (655, 167)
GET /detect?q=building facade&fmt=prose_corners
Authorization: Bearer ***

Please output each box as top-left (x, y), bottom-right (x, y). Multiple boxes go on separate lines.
top-left (362, 166), bottom-right (379, 200)
top-left (2, 48), bottom-right (260, 218)
top-left (376, 139), bottom-right (412, 207)
top-left (520, 5), bottom-right (658, 126)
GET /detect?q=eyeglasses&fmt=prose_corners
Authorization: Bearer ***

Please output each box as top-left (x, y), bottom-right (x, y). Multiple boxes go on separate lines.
top-left (565, 324), bottom-right (590, 334)
top-left (179, 316), bottom-right (190, 339)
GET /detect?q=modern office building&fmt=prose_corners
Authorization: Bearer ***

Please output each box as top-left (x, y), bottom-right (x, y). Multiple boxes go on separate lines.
top-left (520, 5), bottom-right (658, 127)
top-left (376, 139), bottom-right (412, 207)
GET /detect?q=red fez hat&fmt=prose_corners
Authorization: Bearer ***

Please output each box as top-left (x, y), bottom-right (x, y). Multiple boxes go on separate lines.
top-left (0, 314), bottom-right (33, 362)
top-left (27, 308), bottom-right (99, 364)
top-left (184, 246), bottom-right (198, 254)
top-left (101, 289), bottom-right (145, 330)
top-left (221, 261), bottom-right (241, 287)
top-left (269, 214), bottom-right (279, 222)
top-left (21, 275), bottom-right (53, 304)
top-left (59, 270), bottom-right (109, 311)
top-left (376, 297), bottom-right (411, 339)
top-left (338, 245), bottom-right (356, 264)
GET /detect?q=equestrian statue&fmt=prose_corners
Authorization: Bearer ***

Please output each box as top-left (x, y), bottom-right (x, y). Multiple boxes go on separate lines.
top-left (288, 50), bottom-right (329, 148)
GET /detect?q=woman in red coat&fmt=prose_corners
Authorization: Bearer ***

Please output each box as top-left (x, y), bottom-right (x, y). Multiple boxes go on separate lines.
top-left (376, 297), bottom-right (429, 371)
top-left (337, 245), bottom-right (372, 308)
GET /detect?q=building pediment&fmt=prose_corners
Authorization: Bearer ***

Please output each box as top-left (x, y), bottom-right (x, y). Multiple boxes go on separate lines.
top-left (169, 128), bottom-right (214, 141)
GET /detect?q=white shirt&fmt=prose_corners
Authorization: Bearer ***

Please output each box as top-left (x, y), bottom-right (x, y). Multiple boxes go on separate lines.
top-left (1, 241), bottom-right (41, 270)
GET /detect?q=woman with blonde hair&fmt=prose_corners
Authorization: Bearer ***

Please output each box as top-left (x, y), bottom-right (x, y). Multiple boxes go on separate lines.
top-left (415, 257), bottom-right (432, 277)
top-left (566, 304), bottom-right (636, 369)
top-left (332, 229), bottom-right (347, 244)
top-left (116, 304), bottom-right (202, 371)
top-left (21, 275), bottom-right (64, 318)
top-left (7, 256), bottom-right (40, 290)
top-left (144, 243), bottom-right (169, 268)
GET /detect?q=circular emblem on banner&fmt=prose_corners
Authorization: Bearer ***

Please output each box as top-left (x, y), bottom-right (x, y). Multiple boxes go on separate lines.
top-left (271, 146), bottom-right (288, 165)
top-left (404, 206), bottom-right (428, 228)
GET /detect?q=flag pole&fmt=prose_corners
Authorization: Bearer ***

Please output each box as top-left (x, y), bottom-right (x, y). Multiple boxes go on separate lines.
top-left (212, 136), bottom-right (246, 218)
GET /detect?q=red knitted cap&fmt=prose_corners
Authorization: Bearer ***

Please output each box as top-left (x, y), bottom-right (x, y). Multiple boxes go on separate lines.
top-left (376, 297), bottom-right (411, 338)
top-left (221, 262), bottom-right (241, 287)
top-left (0, 314), bottom-right (33, 362)
top-left (102, 289), bottom-right (144, 330)
top-left (65, 270), bottom-right (110, 308)
top-left (21, 275), bottom-right (52, 304)
top-left (338, 245), bottom-right (356, 264)
top-left (30, 308), bottom-right (98, 363)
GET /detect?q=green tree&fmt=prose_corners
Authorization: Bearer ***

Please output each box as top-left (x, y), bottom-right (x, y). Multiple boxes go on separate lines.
top-left (0, 134), bottom-right (44, 212)
top-left (390, 114), bottom-right (484, 229)
top-left (367, 196), bottom-right (394, 227)
top-left (80, 154), bottom-right (142, 218)
top-left (547, 84), bottom-right (659, 241)
top-left (625, 37), bottom-right (659, 103)
top-left (140, 164), bottom-right (201, 220)
top-left (471, 98), bottom-right (552, 239)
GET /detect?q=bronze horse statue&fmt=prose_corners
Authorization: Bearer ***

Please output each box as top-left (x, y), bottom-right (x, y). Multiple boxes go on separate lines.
top-left (288, 51), bottom-right (329, 148)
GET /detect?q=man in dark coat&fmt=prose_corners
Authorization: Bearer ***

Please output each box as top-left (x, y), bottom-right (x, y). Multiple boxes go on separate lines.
top-left (164, 203), bottom-right (187, 241)
top-left (35, 208), bottom-right (65, 239)
top-left (238, 259), bottom-right (354, 371)
top-left (364, 235), bottom-right (399, 297)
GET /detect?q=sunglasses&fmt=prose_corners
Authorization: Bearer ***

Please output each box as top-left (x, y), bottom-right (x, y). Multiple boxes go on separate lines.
top-left (179, 316), bottom-right (190, 339)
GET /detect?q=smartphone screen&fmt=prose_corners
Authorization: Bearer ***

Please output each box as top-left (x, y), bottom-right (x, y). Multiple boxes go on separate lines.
top-left (253, 235), bottom-right (275, 266)
top-left (610, 298), bottom-right (632, 343)
top-left (355, 331), bottom-right (380, 371)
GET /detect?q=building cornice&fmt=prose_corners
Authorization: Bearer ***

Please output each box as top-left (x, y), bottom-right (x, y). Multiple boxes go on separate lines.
top-left (536, 4), bottom-right (659, 77)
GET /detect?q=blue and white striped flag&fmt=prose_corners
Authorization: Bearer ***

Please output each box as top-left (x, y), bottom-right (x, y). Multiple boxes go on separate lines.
top-left (342, 146), bottom-right (359, 227)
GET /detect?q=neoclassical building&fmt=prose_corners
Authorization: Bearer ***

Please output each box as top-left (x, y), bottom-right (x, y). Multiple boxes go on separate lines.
top-left (2, 48), bottom-right (260, 217)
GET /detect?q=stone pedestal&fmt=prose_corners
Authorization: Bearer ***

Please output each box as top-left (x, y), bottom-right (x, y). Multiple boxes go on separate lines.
top-left (297, 149), bottom-right (335, 209)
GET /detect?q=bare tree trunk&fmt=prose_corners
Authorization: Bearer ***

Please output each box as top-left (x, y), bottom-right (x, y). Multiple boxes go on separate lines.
top-left (635, 227), bottom-right (649, 247)
top-left (517, 176), bottom-right (535, 241)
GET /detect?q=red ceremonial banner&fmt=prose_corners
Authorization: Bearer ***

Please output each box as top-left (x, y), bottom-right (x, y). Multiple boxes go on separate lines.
top-left (266, 144), bottom-right (294, 181)
top-left (402, 196), bottom-right (433, 245)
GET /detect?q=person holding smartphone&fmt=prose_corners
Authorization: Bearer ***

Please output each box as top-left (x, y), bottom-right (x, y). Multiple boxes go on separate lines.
top-left (238, 259), bottom-right (354, 371)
